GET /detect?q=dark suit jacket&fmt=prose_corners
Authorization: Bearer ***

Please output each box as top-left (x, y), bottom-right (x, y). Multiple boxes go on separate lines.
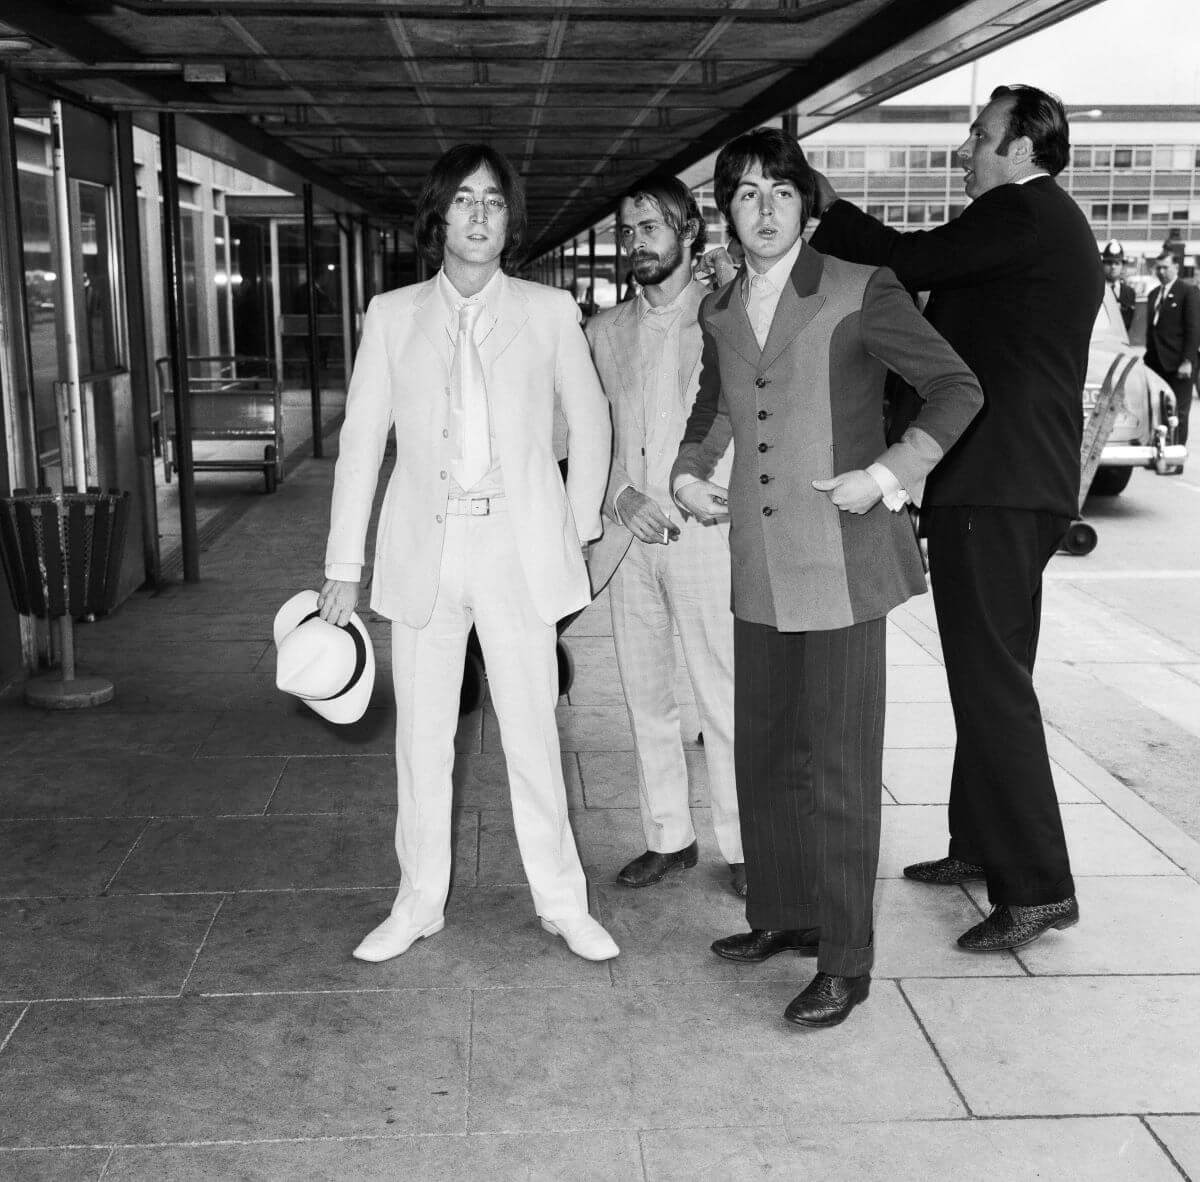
top-left (1113, 279), bottom-right (1137, 332)
top-left (812, 176), bottom-right (1104, 520)
top-left (670, 246), bottom-right (981, 633)
top-left (1146, 280), bottom-right (1200, 377)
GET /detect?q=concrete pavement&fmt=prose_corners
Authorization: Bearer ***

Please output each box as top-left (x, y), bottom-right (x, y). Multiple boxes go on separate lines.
top-left (1, 436), bottom-right (1198, 1180)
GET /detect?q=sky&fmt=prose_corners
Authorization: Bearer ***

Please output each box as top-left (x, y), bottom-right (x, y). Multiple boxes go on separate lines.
top-left (886, 0), bottom-right (1200, 106)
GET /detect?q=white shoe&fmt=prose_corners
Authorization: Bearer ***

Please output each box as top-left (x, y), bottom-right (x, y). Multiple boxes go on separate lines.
top-left (540, 914), bottom-right (619, 961)
top-left (352, 915), bottom-right (445, 963)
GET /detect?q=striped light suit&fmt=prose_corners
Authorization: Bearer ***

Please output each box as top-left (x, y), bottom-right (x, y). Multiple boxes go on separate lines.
top-left (671, 244), bottom-right (982, 976)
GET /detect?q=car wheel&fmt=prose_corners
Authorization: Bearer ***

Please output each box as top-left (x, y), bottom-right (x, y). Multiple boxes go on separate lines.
top-left (1089, 466), bottom-right (1133, 496)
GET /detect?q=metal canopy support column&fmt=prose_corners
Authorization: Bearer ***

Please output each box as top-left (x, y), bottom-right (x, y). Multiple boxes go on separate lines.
top-left (612, 208), bottom-right (623, 301)
top-left (588, 226), bottom-right (596, 310)
top-left (115, 112), bottom-right (160, 589)
top-left (303, 183), bottom-right (323, 458)
top-left (159, 112), bottom-right (199, 582)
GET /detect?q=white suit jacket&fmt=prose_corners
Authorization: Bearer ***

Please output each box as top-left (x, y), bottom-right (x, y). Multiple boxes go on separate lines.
top-left (326, 272), bottom-right (612, 627)
top-left (584, 280), bottom-right (732, 594)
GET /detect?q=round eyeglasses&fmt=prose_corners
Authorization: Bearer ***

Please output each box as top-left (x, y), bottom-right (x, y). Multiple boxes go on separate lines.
top-left (449, 194), bottom-right (508, 215)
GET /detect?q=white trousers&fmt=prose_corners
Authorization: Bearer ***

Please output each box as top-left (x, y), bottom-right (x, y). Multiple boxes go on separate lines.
top-left (388, 504), bottom-right (588, 926)
top-left (609, 518), bottom-right (742, 864)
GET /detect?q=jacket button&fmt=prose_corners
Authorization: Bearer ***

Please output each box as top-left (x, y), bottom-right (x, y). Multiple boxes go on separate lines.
top-left (759, 474), bottom-right (770, 484)
top-left (436, 514), bottom-right (443, 523)
top-left (757, 442), bottom-right (768, 453)
top-left (757, 410), bottom-right (768, 420)
top-left (755, 377), bottom-right (767, 388)
top-left (442, 429), bottom-right (449, 438)
top-left (762, 506), bottom-right (773, 516)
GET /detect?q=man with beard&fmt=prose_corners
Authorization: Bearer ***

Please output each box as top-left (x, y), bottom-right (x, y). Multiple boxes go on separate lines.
top-left (585, 177), bottom-right (744, 897)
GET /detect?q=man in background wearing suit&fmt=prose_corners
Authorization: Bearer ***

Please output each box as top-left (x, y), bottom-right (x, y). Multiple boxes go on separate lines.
top-left (1101, 240), bottom-right (1136, 332)
top-left (319, 144), bottom-right (619, 965)
top-left (585, 177), bottom-right (744, 899)
top-left (1146, 250), bottom-right (1198, 447)
top-left (812, 85), bottom-right (1104, 953)
top-left (672, 128), bottom-right (981, 1027)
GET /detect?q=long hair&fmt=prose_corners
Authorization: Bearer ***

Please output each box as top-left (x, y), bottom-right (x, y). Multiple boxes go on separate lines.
top-left (621, 175), bottom-right (707, 257)
top-left (990, 85), bottom-right (1070, 176)
top-left (713, 127), bottom-right (817, 246)
top-left (413, 143), bottom-right (528, 269)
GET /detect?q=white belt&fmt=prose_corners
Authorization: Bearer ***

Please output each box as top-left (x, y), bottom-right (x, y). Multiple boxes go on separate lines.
top-left (446, 494), bottom-right (505, 516)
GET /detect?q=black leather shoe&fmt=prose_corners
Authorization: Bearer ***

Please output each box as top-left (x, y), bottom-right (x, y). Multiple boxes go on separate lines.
top-left (784, 972), bottom-right (870, 1028)
top-left (617, 840), bottom-right (699, 888)
top-left (957, 897), bottom-right (1079, 952)
top-left (903, 856), bottom-right (985, 885)
top-left (711, 928), bottom-right (818, 962)
top-left (729, 863), bottom-right (748, 898)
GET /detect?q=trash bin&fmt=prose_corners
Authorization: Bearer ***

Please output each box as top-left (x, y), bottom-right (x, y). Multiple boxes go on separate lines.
top-left (0, 487), bottom-right (130, 707)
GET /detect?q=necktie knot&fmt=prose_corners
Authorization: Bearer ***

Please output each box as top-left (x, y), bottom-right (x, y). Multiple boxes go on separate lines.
top-left (458, 301), bottom-right (484, 337)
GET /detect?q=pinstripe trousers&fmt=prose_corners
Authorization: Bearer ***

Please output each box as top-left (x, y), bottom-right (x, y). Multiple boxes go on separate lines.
top-left (734, 615), bottom-right (886, 978)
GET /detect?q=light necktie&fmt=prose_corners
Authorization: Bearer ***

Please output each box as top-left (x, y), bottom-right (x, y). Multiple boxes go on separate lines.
top-left (450, 301), bottom-right (490, 489)
top-left (747, 273), bottom-right (770, 348)
top-left (1154, 284), bottom-right (1169, 327)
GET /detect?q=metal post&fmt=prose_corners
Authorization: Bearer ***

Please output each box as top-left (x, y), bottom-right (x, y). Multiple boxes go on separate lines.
top-left (588, 226), bottom-right (596, 309)
top-left (302, 184), bottom-right (323, 458)
top-left (48, 101), bottom-right (86, 491)
top-left (613, 210), bottom-right (623, 301)
top-left (115, 112), bottom-right (160, 589)
top-left (159, 112), bottom-right (200, 582)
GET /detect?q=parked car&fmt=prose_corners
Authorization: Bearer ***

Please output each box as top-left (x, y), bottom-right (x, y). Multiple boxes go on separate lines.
top-left (1085, 286), bottom-right (1187, 496)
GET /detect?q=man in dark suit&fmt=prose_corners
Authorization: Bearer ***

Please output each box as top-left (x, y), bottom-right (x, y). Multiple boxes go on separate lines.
top-left (1101, 240), bottom-right (1136, 332)
top-left (1145, 250), bottom-right (1199, 446)
top-left (671, 128), bottom-right (981, 1027)
top-left (811, 85), bottom-right (1104, 953)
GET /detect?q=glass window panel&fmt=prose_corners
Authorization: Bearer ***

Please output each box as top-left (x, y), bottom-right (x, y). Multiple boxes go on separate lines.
top-left (886, 204), bottom-right (904, 223)
top-left (888, 149), bottom-right (907, 169)
top-left (1132, 203), bottom-right (1148, 219)
top-left (214, 213), bottom-right (232, 356)
top-left (75, 180), bottom-right (118, 376)
top-left (1173, 147), bottom-right (1192, 171)
top-left (1111, 203), bottom-right (1129, 218)
top-left (930, 149), bottom-right (948, 168)
top-left (866, 204), bottom-right (886, 220)
top-left (1154, 147), bottom-right (1174, 169)
top-left (910, 149), bottom-right (928, 169)
top-left (1134, 148), bottom-right (1152, 167)
top-left (1114, 149), bottom-right (1132, 168)
top-left (1092, 203), bottom-right (1109, 218)
top-left (928, 204), bottom-right (945, 223)
top-left (948, 203), bottom-right (965, 219)
top-left (906, 204), bottom-right (924, 223)
top-left (1072, 147), bottom-right (1091, 168)
top-left (826, 149), bottom-right (846, 169)
top-left (1093, 149), bottom-right (1112, 168)
top-left (18, 166), bottom-right (61, 463)
top-left (846, 149), bottom-right (865, 169)
top-left (866, 148), bottom-right (890, 171)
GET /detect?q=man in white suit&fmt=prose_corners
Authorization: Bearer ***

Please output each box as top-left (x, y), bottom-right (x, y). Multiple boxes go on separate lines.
top-left (318, 144), bottom-right (618, 963)
top-left (586, 177), bottom-right (743, 898)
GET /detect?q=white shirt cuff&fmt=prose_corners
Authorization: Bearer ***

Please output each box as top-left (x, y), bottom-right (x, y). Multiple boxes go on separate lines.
top-left (671, 472), bottom-right (700, 509)
top-left (324, 563), bottom-right (363, 583)
top-left (866, 462), bottom-right (909, 512)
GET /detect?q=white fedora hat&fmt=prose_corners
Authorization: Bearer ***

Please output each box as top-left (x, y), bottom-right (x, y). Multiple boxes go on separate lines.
top-left (273, 590), bottom-right (375, 724)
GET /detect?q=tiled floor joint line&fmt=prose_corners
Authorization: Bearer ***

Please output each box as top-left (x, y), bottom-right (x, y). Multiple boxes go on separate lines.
top-left (895, 979), bottom-right (974, 1118)
top-left (99, 818), bottom-right (152, 895)
top-left (0, 1003), bottom-right (29, 1055)
top-left (177, 895), bottom-right (227, 997)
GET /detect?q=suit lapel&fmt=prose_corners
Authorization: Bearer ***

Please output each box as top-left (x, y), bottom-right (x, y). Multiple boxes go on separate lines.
top-left (479, 272), bottom-right (528, 373)
top-left (677, 281), bottom-right (704, 402)
top-left (411, 278), bottom-right (446, 372)
top-left (705, 273), bottom-right (760, 368)
top-left (758, 246), bottom-right (826, 373)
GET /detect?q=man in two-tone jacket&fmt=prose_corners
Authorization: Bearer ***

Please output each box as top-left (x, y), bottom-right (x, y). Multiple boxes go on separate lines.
top-left (671, 128), bottom-right (982, 1028)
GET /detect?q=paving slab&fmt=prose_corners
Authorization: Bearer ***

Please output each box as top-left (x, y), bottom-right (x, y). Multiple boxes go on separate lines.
top-left (882, 748), bottom-right (1097, 805)
top-left (963, 875), bottom-right (1200, 976)
top-left (885, 663), bottom-right (951, 702)
top-left (0, 754), bottom-right (285, 819)
top-left (0, 1148), bottom-right (111, 1181)
top-left (1146, 1116), bottom-right (1200, 1180)
top-left (882, 628), bottom-right (940, 666)
top-left (267, 754), bottom-right (396, 813)
top-left (881, 701), bottom-right (957, 748)
top-left (105, 812), bottom-right (476, 893)
top-left (468, 983), bottom-right (965, 1131)
top-left (0, 895), bottom-right (221, 1001)
top-left (197, 705), bottom-right (395, 757)
top-left (9, 709), bottom-right (218, 759)
top-left (0, 819), bottom-right (145, 897)
top-left (105, 1133), bottom-right (642, 1182)
top-left (0, 992), bottom-right (469, 1146)
top-left (550, 704), bottom-right (701, 753)
top-left (903, 976), bottom-right (1200, 1115)
top-left (189, 886), bottom-right (614, 995)
top-left (577, 749), bottom-right (710, 810)
top-left (877, 803), bottom-right (1186, 879)
top-left (639, 1116), bottom-right (1179, 1181)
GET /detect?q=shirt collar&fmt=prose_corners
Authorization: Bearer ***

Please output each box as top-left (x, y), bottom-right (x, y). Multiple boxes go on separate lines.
top-left (438, 267), bottom-right (503, 326)
top-left (1013, 172), bottom-right (1050, 186)
top-left (745, 236), bottom-right (804, 296)
top-left (636, 280), bottom-right (691, 322)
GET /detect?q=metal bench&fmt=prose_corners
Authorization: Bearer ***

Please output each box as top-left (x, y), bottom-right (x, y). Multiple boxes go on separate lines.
top-left (155, 355), bottom-right (284, 493)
